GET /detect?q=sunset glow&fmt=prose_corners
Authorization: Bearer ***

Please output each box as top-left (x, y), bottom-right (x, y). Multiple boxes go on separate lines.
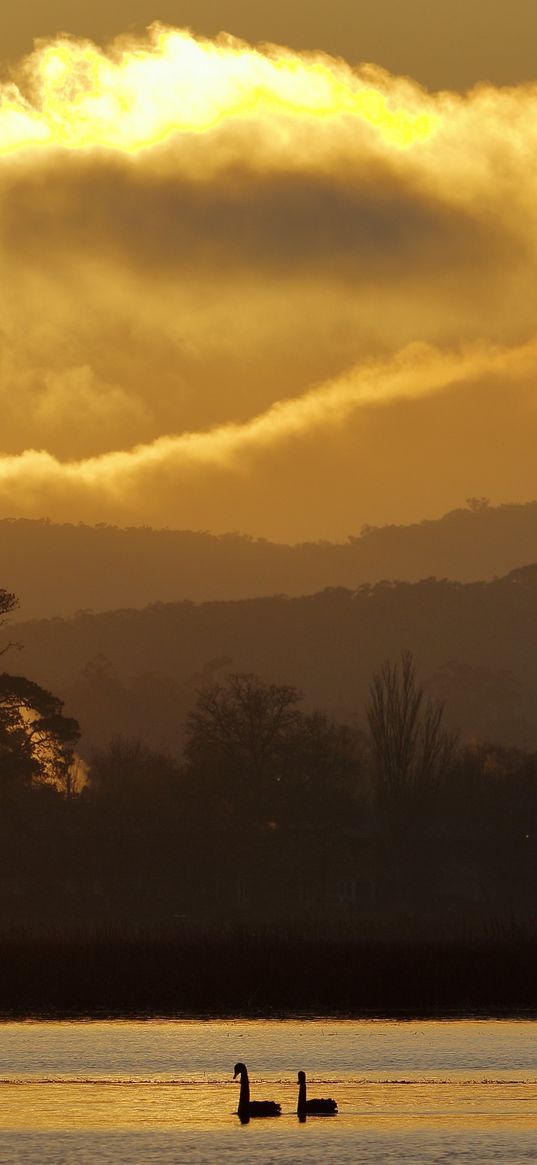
top-left (1, 27), bottom-right (436, 153)
top-left (0, 24), bottom-right (536, 537)
top-left (3, 7), bottom-right (537, 1122)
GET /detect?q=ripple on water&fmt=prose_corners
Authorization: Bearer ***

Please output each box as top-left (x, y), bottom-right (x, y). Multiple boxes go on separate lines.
top-left (0, 1020), bottom-right (536, 1163)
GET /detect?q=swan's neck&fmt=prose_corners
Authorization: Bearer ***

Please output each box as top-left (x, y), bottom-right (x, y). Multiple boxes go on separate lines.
top-left (298, 1077), bottom-right (306, 1112)
top-left (239, 1068), bottom-right (250, 1110)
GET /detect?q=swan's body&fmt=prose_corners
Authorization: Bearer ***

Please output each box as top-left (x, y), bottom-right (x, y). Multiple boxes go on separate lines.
top-left (233, 1062), bottom-right (281, 1120)
top-left (297, 1070), bottom-right (338, 1115)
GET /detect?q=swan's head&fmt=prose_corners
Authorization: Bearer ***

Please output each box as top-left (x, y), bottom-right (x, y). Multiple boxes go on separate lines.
top-left (298, 1070), bottom-right (306, 1082)
top-left (233, 1062), bottom-right (246, 1079)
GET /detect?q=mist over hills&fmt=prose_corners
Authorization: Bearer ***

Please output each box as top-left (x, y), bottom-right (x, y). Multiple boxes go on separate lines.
top-left (12, 564), bottom-right (537, 757)
top-left (2, 499), bottom-right (537, 619)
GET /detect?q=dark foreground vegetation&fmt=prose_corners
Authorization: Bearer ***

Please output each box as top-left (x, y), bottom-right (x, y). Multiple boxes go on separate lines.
top-left (3, 582), bottom-right (537, 1015)
top-left (1, 925), bottom-right (537, 1018)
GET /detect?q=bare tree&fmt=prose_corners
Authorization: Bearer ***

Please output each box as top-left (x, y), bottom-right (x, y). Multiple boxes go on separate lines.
top-left (185, 672), bottom-right (303, 780)
top-left (366, 650), bottom-right (455, 812)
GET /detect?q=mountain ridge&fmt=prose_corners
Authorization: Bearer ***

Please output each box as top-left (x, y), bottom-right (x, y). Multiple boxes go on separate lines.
top-left (2, 499), bottom-right (537, 619)
top-left (8, 562), bottom-right (537, 757)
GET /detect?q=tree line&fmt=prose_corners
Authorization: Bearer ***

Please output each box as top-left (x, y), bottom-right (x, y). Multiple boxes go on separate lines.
top-left (2, 585), bottom-right (537, 934)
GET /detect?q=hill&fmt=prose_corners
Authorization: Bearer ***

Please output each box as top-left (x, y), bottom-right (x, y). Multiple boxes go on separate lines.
top-left (2, 499), bottom-right (537, 618)
top-left (11, 565), bottom-right (537, 755)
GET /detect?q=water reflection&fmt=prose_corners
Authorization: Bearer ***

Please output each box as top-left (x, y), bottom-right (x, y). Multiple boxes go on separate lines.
top-left (1, 1079), bottom-right (537, 1133)
top-left (2, 1017), bottom-right (537, 1080)
top-left (0, 1021), bottom-right (536, 1162)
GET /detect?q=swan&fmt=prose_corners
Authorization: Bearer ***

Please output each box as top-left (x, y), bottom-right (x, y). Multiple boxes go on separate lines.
top-left (297, 1070), bottom-right (338, 1115)
top-left (233, 1062), bottom-right (281, 1120)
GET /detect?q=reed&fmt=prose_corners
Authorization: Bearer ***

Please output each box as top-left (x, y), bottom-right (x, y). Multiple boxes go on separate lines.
top-left (0, 920), bottom-right (535, 1018)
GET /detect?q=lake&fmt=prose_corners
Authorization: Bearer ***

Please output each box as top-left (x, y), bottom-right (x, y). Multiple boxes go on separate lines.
top-left (1, 1019), bottom-right (537, 1163)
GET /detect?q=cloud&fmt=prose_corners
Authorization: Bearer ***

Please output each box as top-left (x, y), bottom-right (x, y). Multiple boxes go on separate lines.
top-left (0, 337), bottom-right (535, 528)
top-left (0, 26), bottom-right (536, 535)
top-left (2, 27), bottom-right (435, 153)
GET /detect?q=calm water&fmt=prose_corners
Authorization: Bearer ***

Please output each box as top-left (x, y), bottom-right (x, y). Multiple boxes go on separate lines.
top-left (1, 1019), bottom-right (537, 1163)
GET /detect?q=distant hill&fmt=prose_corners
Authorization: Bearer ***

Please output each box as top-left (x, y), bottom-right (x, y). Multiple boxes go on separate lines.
top-left (11, 565), bottom-right (537, 755)
top-left (2, 500), bottom-right (537, 618)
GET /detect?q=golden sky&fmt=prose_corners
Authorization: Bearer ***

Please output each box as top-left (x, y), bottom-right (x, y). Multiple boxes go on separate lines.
top-left (0, 8), bottom-right (537, 539)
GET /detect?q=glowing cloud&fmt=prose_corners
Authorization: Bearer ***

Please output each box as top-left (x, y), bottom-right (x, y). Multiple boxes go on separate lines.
top-left (0, 337), bottom-right (534, 501)
top-left (0, 26), bottom-right (435, 154)
top-left (0, 26), bottom-right (536, 537)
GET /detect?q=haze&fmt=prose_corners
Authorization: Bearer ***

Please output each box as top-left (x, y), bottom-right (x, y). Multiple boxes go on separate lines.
top-left (1, 2), bottom-right (536, 539)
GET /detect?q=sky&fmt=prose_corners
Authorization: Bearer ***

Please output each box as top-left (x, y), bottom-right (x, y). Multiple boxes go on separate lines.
top-left (0, 2), bottom-right (537, 541)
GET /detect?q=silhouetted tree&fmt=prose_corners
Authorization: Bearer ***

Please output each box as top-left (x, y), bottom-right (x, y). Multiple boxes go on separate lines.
top-left (185, 671), bottom-right (302, 777)
top-left (0, 590), bottom-right (17, 614)
top-left (0, 589), bottom-right (80, 799)
top-left (0, 673), bottom-right (80, 796)
top-left (57, 754), bottom-right (88, 800)
top-left (366, 650), bottom-right (455, 815)
top-left (0, 590), bottom-right (21, 678)
top-left (184, 672), bottom-right (364, 829)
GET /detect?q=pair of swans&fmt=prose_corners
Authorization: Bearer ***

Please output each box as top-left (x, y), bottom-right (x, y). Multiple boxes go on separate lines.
top-left (233, 1062), bottom-right (337, 1120)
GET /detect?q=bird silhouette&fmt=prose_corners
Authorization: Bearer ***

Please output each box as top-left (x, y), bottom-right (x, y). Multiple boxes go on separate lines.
top-left (233, 1062), bottom-right (281, 1122)
top-left (297, 1070), bottom-right (338, 1115)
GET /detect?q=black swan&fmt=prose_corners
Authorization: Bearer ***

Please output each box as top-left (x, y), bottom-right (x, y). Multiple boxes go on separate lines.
top-left (297, 1070), bottom-right (338, 1115)
top-left (233, 1062), bottom-right (281, 1120)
